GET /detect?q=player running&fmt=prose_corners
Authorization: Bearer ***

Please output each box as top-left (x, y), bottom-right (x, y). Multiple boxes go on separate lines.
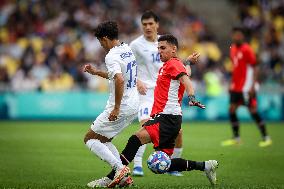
top-left (83, 21), bottom-right (138, 188)
top-left (130, 10), bottom-right (199, 177)
top-left (107, 34), bottom-right (218, 188)
top-left (221, 27), bottom-right (272, 147)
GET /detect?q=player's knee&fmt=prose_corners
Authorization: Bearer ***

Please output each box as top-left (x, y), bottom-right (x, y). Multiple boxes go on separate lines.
top-left (84, 131), bottom-right (92, 144)
top-left (229, 106), bottom-right (236, 113)
top-left (135, 130), bottom-right (151, 144)
top-left (178, 129), bottom-right (183, 135)
top-left (249, 106), bottom-right (257, 114)
top-left (229, 103), bottom-right (238, 113)
top-left (249, 109), bottom-right (256, 115)
top-left (84, 134), bottom-right (90, 144)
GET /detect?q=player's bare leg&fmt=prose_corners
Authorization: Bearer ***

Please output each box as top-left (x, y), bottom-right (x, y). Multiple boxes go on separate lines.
top-left (221, 103), bottom-right (241, 146)
top-left (173, 129), bottom-right (183, 155)
top-left (133, 119), bottom-right (148, 176)
top-left (168, 129), bottom-right (183, 176)
top-left (248, 105), bottom-right (272, 147)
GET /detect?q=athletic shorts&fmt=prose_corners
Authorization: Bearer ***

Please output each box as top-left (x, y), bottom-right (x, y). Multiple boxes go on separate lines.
top-left (229, 91), bottom-right (257, 108)
top-left (91, 110), bottom-right (137, 139)
top-left (138, 89), bottom-right (154, 122)
top-left (143, 114), bottom-right (182, 156)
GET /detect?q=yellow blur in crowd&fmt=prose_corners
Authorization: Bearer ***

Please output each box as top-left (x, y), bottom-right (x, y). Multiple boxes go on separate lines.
top-left (0, 1), bottom-right (283, 93)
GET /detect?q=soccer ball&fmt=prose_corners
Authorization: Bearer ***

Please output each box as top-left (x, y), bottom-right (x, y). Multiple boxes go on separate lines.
top-left (147, 151), bottom-right (171, 174)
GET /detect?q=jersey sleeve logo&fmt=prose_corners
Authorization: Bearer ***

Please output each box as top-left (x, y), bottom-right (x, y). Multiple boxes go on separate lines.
top-left (159, 68), bottom-right (164, 75)
top-left (120, 51), bottom-right (133, 60)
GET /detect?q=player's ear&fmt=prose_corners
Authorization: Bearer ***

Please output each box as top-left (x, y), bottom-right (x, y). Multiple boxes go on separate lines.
top-left (172, 45), bottom-right (177, 53)
top-left (102, 36), bottom-right (108, 42)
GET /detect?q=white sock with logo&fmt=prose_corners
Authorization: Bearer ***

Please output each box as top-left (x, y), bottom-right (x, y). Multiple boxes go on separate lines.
top-left (86, 139), bottom-right (123, 170)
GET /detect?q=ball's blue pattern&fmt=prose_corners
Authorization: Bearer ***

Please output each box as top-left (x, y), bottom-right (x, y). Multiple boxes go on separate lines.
top-left (147, 151), bottom-right (171, 174)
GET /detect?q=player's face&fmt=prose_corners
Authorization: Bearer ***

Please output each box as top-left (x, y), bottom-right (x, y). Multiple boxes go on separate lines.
top-left (232, 31), bottom-right (244, 45)
top-left (158, 41), bottom-right (176, 62)
top-left (98, 37), bottom-right (109, 51)
top-left (141, 18), bottom-right (159, 40)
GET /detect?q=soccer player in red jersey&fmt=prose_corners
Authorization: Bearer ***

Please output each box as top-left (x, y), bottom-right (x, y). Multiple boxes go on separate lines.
top-left (106, 34), bottom-right (218, 188)
top-left (131, 11), bottom-right (199, 177)
top-left (221, 27), bottom-right (272, 147)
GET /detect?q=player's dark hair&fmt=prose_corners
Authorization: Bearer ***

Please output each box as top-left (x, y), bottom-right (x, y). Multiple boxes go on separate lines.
top-left (232, 25), bottom-right (251, 41)
top-left (141, 10), bottom-right (159, 23)
top-left (232, 26), bottom-right (245, 34)
top-left (158, 34), bottom-right (179, 48)
top-left (94, 21), bottom-right (118, 40)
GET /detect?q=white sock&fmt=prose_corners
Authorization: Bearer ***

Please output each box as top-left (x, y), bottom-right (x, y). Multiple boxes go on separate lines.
top-left (171, 148), bottom-right (183, 159)
top-left (205, 161), bottom-right (210, 171)
top-left (86, 139), bottom-right (123, 170)
top-left (105, 142), bottom-right (122, 165)
top-left (133, 144), bottom-right (146, 168)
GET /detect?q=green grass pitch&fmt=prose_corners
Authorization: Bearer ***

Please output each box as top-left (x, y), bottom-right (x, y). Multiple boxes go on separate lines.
top-left (0, 121), bottom-right (283, 189)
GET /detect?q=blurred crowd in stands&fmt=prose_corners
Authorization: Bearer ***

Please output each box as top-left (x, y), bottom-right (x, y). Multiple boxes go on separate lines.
top-left (0, 0), bottom-right (283, 94)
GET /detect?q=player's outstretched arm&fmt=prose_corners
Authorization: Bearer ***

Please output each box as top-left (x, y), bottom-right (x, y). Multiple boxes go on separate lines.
top-left (179, 75), bottom-right (205, 109)
top-left (109, 73), bottom-right (124, 121)
top-left (83, 63), bottom-right (109, 79)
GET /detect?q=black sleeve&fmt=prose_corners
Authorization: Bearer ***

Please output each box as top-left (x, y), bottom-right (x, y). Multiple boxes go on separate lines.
top-left (176, 72), bottom-right (187, 80)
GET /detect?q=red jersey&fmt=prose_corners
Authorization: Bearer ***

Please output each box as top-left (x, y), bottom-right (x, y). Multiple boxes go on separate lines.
top-left (230, 43), bottom-right (257, 92)
top-left (151, 57), bottom-right (187, 116)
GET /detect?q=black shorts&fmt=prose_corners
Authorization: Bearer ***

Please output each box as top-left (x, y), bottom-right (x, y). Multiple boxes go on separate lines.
top-left (230, 91), bottom-right (257, 108)
top-left (143, 114), bottom-right (182, 156)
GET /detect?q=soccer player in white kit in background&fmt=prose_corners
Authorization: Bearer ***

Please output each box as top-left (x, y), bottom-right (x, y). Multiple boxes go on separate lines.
top-left (130, 11), bottom-right (200, 177)
top-left (83, 21), bottom-right (138, 188)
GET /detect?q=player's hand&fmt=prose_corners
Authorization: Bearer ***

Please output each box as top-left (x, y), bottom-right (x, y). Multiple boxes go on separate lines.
top-left (189, 101), bottom-right (206, 109)
top-left (108, 108), bottom-right (119, 121)
top-left (83, 64), bottom-right (96, 75)
top-left (186, 52), bottom-right (200, 65)
top-left (137, 80), bottom-right (147, 95)
top-left (188, 95), bottom-right (206, 109)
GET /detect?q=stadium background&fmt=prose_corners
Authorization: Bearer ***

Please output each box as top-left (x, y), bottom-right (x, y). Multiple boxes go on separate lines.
top-left (0, 0), bottom-right (284, 188)
top-left (0, 0), bottom-right (283, 120)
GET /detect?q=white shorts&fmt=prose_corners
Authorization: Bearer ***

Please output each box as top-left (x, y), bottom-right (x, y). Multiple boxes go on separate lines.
top-left (91, 110), bottom-right (137, 139)
top-left (138, 89), bottom-right (154, 122)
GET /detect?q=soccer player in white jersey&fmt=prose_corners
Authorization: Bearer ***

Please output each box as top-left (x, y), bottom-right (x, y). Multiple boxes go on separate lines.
top-left (130, 10), bottom-right (199, 177)
top-left (83, 21), bottom-right (138, 188)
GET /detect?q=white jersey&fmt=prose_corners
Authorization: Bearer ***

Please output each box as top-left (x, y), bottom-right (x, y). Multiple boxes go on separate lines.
top-left (104, 43), bottom-right (139, 114)
top-left (130, 35), bottom-right (163, 89)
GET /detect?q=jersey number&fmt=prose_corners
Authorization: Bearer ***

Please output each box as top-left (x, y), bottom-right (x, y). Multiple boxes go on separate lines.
top-left (126, 60), bottom-right (137, 89)
top-left (151, 53), bottom-right (160, 63)
top-left (140, 108), bottom-right (149, 116)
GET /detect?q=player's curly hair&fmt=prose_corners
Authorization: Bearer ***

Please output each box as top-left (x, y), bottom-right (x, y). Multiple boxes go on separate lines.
top-left (94, 21), bottom-right (118, 40)
top-left (158, 34), bottom-right (179, 49)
